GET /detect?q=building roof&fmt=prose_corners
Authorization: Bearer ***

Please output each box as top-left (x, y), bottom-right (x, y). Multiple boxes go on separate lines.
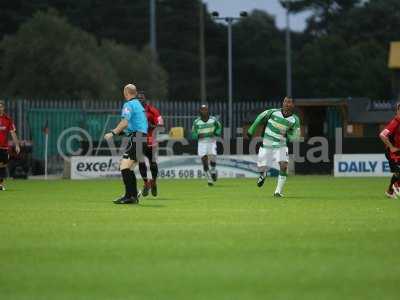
top-left (347, 98), bottom-right (394, 123)
top-left (295, 98), bottom-right (347, 107)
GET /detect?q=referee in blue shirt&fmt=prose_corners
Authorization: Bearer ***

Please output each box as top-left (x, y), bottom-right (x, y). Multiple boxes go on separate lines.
top-left (104, 84), bottom-right (148, 204)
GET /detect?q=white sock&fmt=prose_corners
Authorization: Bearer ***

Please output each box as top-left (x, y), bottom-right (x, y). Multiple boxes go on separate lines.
top-left (275, 175), bottom-right (287, 194)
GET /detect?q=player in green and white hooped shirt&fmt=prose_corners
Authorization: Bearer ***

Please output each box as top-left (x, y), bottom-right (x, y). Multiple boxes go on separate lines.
top-left (192, 105), bottom-right (222, 186)
top-left (248, 97), bottom-right (300, 197)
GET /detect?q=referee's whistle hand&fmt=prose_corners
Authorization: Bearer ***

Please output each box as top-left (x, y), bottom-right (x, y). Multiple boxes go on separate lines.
top-left (104, 133), bottom-right (114, 140)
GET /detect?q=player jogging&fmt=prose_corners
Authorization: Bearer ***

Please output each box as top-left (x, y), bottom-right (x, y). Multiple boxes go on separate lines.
top-left (248, 97), bottom-right (300, 198)
top-left (137, 91), bottom-right (164, 197)
top-left (104, 84), bottom-right (148, 204)
top-left (0, 100), bottom-right (20, 191)
top-left (192, 105), bottom-right (222, 186)
top-left (379, 102), bottom-right (400, 199)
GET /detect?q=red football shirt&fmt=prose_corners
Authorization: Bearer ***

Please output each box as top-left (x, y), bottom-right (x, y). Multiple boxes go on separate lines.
top-left (381, 116), bottom-right (400, 161)
top-left (144, 103), bottom-right (163, 147)
top-left (0, 114), bottom-right (16, 149)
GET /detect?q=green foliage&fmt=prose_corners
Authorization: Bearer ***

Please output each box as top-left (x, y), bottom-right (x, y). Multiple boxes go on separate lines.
top-left (290, 0), bottom-right (396, 98)
top-left (0, 10), bottom-right (112, 99)
top-left (0, 0), bottom-right (399, 100)
top-left (233, 10), bottom-right (286, 99)
top-left (284, 0), bottom-right (363, 35)
top-left (0, 10), bottom-right (167, 100)
top-left (294, 35), bottom-right (391, 98)
top-left (100, 41), bottom-right (168, 100)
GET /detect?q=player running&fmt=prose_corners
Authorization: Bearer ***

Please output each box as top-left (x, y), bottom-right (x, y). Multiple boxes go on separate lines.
top-left (0, 100), bottom-right (20, 191)
top-left (247, 97), bottom-right (300, 198)
top-left (104, 84), bottom-right (148, 204)
top-left (137, 91), bottom-right (164, 197)
top-left (379, 102), bottom-right (400, 199)
top-left (192, 105), bottom-right (222, 186)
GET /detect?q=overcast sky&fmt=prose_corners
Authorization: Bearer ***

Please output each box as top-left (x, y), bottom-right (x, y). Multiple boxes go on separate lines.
top-left (203, 0), bottom-right (311, 31)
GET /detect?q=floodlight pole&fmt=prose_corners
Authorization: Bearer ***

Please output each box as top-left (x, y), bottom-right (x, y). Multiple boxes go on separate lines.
top-left (285, 1), bottom-right (292, 97)
top-left (212, 13), bottom-right (247, 135)
top-left (227, 18), bottom-right (233, 136)
top-left (150, 0), bottom-right (157, 55)
top-left (199, 3), bottom-right (207, 104)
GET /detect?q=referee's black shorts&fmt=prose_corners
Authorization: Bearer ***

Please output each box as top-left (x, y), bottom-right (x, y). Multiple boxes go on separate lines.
top-left (0, 149), bottom-right (9, 165)
top-left (122, 132), bottom-right (147, 161)
top-left (385, 150), bottom-right (400, 174)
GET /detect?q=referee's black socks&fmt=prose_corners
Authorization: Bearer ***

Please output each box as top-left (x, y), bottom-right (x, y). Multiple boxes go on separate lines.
top-left (121, 169), bottom-right (138, 198)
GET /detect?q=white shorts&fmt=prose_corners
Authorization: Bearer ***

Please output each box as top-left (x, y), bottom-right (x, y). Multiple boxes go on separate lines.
top-left (198, 140), bottom-right (217, 157)
top-left (257, 146), bottom-right (289, 168)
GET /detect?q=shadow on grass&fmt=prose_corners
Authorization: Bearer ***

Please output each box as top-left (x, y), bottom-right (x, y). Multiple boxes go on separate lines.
top-left (0, 189), bottom-right (21, 192)
top-left (205, 184), bottom-right (239, 188)
top-left (143, 197), bottom-right (180, 201)
top-left (282, 196), bottom-right (311, 200)
top-left (139, 204), bottom-right (166, 208)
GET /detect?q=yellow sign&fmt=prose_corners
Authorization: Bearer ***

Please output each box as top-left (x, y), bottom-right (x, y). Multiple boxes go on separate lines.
top-left (389, 42), bottom-right (400, 69)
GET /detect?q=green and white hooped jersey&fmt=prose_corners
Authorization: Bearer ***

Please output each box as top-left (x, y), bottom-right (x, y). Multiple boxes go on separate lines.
top-left (248, 108), bottom-right (300, 148)
top-left (192, 116), bottom-right (222, 141)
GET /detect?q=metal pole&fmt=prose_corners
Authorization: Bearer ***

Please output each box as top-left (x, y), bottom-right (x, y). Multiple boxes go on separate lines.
top-left (150, 0), bottom-right (157, 56)
top-left (227, 19), bottom-right (233, 134)
top-left (44, 133), bottom-right (48, 180)
top-left (285, 6), bottom-right (292, 97)
top-left (211, 13), bottom-right (246, 133)
top-left (17, 99), bottom-right (22, 139)
top-left (150, 0), bottom-right (157, 98)
top-left (199, 3), bottom-right (206, 104)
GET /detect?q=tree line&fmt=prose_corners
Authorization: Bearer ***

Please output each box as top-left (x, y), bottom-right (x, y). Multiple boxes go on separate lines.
top-left (0, 0), bottom-right (399, 101)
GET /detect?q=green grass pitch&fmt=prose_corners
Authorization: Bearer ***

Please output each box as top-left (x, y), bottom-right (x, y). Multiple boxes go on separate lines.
top-left (1, 176), bottom-right (400, 300)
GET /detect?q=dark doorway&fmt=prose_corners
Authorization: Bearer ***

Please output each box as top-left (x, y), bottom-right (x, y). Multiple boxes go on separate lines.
top-left (304, 107), bottom-right (326, 137)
